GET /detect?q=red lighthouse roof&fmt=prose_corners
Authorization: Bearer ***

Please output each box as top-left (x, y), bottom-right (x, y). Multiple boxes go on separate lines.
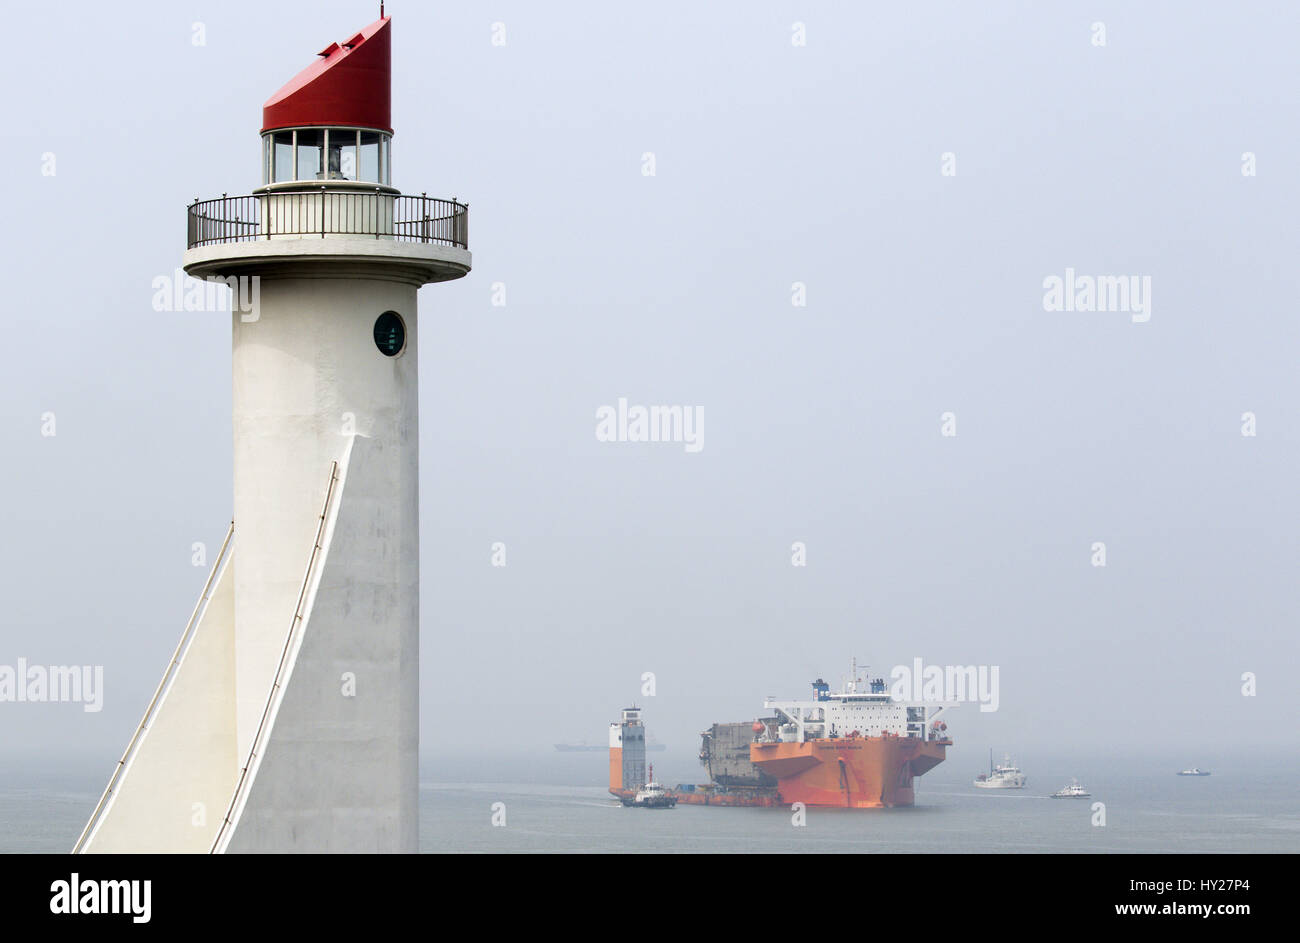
top-left (262, 16), bottom-right (392, 134)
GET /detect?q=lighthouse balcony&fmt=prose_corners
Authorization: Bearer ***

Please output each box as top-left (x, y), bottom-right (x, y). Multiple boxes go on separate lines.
top-left (183, 189), bottom-right (470, 286)
top-left (186, 189), bottom-right (468, 249)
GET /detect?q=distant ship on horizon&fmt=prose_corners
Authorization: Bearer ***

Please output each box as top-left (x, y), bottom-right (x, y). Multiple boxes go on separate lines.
top-left (557, 737), bottom-right (666, 753)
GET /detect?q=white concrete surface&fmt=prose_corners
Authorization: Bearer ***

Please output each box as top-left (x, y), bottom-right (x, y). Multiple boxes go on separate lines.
top-left (228, 276), bottom-right (419, 779)
top-left (80, 551), bottom-right (238, 853)
top-left (224, 434), bottom-right (418, 852)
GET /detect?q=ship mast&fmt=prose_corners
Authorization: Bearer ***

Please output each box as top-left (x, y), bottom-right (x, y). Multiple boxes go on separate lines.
top-left (848, 656), bottom-right (865, 694)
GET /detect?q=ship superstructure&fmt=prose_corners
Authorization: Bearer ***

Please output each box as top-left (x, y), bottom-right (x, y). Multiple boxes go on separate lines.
top-left (609, 707), bottom-right (648, 795)
top-left (748, 660), bottom-right (953, 808)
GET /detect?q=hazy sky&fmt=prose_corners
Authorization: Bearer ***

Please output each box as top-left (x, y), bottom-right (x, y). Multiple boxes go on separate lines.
top-left (2, 2), bottom-right (1297, 772)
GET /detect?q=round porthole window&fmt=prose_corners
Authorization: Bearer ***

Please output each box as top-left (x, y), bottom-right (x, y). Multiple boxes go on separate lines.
top-left (373, 311), bottom-right (406, 357)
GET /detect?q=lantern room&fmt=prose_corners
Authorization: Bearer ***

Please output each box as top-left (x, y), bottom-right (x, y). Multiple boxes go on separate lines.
top-left (258, 15), bottom-right (394, 187)
top-left (261, 127), bottom-right (391, 185)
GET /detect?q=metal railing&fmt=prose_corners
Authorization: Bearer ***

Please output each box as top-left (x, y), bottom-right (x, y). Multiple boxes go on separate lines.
top-left (187, 190), bottom-right (468, 249)
top-left (73, 522), bottom-right (235, 854)
top-left (210, 461), bottom-right (341, 853)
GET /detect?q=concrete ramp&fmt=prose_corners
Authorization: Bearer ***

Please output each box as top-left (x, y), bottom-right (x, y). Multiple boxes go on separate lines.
top-left (218, 435), bottom-right (417, 853)
top-left (77, 434), bottom-right (414, 854)
top-left (76, 529), bottom-right (238, 853)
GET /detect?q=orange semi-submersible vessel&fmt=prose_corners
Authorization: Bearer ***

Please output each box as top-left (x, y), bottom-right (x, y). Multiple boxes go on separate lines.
top-left (610, 662), bottom-right (954, 809)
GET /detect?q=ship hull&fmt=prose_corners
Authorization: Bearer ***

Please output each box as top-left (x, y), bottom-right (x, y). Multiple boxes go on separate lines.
top-left (610, 787), bottom-right (780, 808)
top-left (750, 737), bottom-right (948, 808)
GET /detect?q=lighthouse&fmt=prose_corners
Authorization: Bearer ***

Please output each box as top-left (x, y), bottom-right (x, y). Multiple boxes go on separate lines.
top-left (74, 15), bottom-right (469, 853)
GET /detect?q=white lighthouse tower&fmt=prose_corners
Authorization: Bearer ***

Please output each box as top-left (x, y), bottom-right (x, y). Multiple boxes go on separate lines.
top-left (74, 14), bottom-right (469, 853)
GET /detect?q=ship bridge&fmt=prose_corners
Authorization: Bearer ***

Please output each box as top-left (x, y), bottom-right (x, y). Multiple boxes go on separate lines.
top-left (759, 663), bottom-right (953, 743)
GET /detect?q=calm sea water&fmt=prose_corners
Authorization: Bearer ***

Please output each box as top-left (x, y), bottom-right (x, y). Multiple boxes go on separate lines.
top-left (7, 751), bottom-right (1298, 853)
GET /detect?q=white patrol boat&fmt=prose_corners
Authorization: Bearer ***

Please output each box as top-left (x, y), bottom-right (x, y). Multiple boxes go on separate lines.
top-left (1050, 778), bottom-right (1091, 798)
top-left (974, 751), bottom-right (1026, 789)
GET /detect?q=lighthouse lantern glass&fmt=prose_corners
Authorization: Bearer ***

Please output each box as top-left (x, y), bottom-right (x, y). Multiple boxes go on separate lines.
top-left (359, 131), bottom-right (381, 182)
top-left (328, 129), bottom-right (357, 180)
top-left (261, 128), bottom-right (392, 185)
top-left (295, 129), bottom-right (324, 180)
top-left (269, 132), bottom-right (293, 183)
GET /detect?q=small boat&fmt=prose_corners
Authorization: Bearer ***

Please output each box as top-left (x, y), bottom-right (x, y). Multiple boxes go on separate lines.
top-left (1050, 778), bottom-right (1091, 798)
top-left (1177, 767), bottom-right (1211, 776)
top-left (627, 781), bottom-right (677, 809)
top-left (619, 762), bottom-right (677, 808)
top-left (974, 750), bottom-right (1026, 789)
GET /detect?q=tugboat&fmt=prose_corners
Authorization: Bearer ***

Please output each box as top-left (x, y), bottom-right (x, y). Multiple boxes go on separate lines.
top-left (620, 764), bottom-right (677, 808)
top-left (1177, 767), bottom-right (1211, 776)
top-left (973, 750), bottom-right (1026, 789)
top-left (1050, 778), bottom-right (1091, 798)
top-left (627, 781), bottom-right (677, 809)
